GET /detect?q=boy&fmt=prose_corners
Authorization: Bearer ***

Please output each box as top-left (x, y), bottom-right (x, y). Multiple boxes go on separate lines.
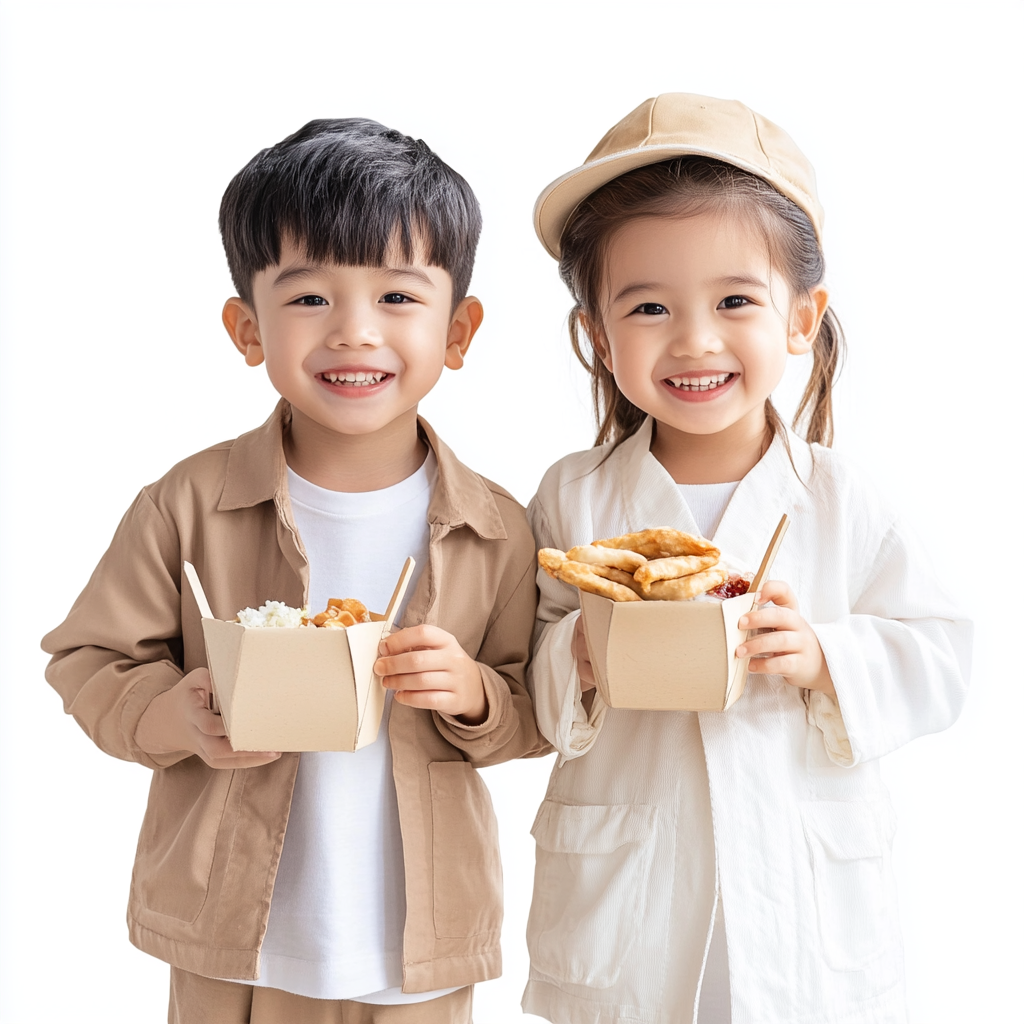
top-left (42, 118), bottom-right (545, 1023)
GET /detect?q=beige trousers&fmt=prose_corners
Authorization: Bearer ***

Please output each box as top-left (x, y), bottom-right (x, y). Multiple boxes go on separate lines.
top-left (168, 969), bottom-right (473, 1024)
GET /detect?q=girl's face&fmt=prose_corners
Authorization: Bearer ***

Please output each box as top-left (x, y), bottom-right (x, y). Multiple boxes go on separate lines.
top-left (591, 210), bottom-right (824, 446)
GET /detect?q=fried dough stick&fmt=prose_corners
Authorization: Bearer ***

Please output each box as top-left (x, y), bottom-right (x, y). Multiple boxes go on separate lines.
top-left (634, 554), bottom-right (721, 593)
top-left (593, 528), bottom-right (719, 561)
top-left (538, 548), bottom-right (642, 603)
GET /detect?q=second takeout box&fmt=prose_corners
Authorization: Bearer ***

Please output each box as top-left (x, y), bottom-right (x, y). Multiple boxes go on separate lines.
top-left (183, 559), bottom-right (413, 752)
top-left (578, 517), bottom-right (788, 712)
top-left (580, 588), bottom-right (757, 712)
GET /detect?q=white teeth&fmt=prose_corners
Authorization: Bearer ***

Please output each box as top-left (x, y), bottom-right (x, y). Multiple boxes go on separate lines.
top-left (324, 371), bottom-right (387, 386)
top-left (667, 372), bottom-right (732, 391)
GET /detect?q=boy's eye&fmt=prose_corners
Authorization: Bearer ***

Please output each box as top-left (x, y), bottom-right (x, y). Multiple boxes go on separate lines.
top-left (718, 295), bottom-right (749, 309)
top-left (633, 302), bottom-right (668, 316)
top-left (294, 295), bottom-right (328, 306)
top-left (380, 292), bottom-right (412, 304)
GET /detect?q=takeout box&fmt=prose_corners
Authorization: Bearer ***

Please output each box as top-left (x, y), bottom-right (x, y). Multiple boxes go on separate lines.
top-left (579, 516), bottom-right (789, 712)
top-left (182, 559), bottom-right (413, 752)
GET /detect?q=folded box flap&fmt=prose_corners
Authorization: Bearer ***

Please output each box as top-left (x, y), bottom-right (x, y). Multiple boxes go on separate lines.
top-left (182, 561), bottom-right (215, 620)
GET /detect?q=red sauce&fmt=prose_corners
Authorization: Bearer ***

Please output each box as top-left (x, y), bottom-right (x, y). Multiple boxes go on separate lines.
top-left (707, 575), bottom-right (751, 600)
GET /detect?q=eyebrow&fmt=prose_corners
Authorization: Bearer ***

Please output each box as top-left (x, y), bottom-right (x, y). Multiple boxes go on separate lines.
top-left (272, 263), bottom-right (435, 289)
top-left (611, 274), bottom-right (769, 304)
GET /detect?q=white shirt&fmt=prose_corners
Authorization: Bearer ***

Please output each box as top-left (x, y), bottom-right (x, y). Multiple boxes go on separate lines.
top-left (245, 453), bottom-right (455, 1004)
top-left (523, 419), bottom-right (971, 1024)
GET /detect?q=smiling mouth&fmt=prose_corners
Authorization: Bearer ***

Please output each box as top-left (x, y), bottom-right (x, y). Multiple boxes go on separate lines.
top-left (665, 372), bottom-right (736, 392)
top-left (319, 371), bottom-right (391, 387)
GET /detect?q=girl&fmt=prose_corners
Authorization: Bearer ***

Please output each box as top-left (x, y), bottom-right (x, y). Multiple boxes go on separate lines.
top-left (523, 94), bottom-right (971, 1024)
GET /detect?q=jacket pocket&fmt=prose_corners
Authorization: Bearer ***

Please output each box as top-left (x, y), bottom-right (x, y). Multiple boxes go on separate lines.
top-left (429, 761), bottom-right (502, 938)
top-left (527, 800), bottom-right (656, 988)
top-left (132, 762), bottom-right (233, 923)
top-left (802, 799), bottom-right (898, 971)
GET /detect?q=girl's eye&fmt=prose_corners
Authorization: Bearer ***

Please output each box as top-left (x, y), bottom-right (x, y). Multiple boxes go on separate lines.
top-left (633, 302), bottom-right (668, 316)
top-left (381, 292), bottom-right (412, 304)
top-left (718, 295), bottom-right (749, 310)
top-left (294, 295), bottom-right (328, 306)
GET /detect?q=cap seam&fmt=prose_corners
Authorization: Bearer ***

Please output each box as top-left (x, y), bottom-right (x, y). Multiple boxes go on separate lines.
top-left (751, 111), bottom-right (772, 170)
top-left (643, 96), bottom-right (656, 147)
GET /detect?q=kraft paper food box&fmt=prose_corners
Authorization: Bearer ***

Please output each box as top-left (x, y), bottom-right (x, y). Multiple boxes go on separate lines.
top-left (579, 516), bottom-right (788, 712)
top-left (182, 559), bottom-right (413, 752)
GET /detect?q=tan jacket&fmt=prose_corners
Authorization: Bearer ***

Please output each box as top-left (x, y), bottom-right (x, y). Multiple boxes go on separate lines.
top-left (42, 402), bottom-right (547, 992)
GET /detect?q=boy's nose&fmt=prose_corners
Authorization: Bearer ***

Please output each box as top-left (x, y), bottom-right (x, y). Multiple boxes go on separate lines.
top-left (324, 309), bottom-right (382, 348)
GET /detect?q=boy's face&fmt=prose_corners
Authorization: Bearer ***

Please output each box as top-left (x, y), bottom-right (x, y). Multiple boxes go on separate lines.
top-left (224, 237), bottom-right (481, 440)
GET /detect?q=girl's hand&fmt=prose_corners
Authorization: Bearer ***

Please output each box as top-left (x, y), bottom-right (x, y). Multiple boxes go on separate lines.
top-left (736, 580), bottom-right (836, 698)
top-left (134, 667), bottom-right (282, 769)
top-left (375, 625), bottom-right (488, 724)
top-left (572, 615), bottom-right (597, 692)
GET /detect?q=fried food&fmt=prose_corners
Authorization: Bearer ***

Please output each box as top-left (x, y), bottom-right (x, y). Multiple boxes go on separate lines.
top-left (646, 565), bottom-right (730, 601)
top-left (538, 548), bottom-right (642, 602)
top-left (327, 598), bottom-right (370, 623)
top-left (633, 554), bottom-right (721, 593)
top-left (566, 544), bottom-right (647, 573)
top-left (592, 528), bottom-right (719, 560)
top-left (303, 599), bottom-right (371, 629)
top-left (590, 563), bottom-right (646, 597)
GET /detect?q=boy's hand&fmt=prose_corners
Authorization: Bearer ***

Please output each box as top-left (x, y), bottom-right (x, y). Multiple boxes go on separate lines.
top-left (375, 625), bottom-right (487, 724)
top-left (134, 668), bottom-right (282, 769)
top-left (572, 615), bottom-right (597, 692)
top-left (736, 580), bottom-right (836, 698)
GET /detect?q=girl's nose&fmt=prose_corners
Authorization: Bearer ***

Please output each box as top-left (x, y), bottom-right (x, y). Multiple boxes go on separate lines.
top-left (668, 315), bottom-right (724, 357)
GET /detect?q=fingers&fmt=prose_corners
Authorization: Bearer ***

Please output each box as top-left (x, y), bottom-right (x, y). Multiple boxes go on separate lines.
top-left (738, 605), bottom-right (802, 632)
top-left (201, 746), bottom-right (282, 770)
top-left (377, 624), bottom-right (450, 657)
top-left (571, 617), bottom-right (597, 691)
top-left (375, 648), bottom-right (463, 687)
top-left (392, 688), bottom-right (470, 713)
top-left (736, 628), bottom-right (805, 660)
top-left (751, 580), bottom-right (798, 610)
top-left (746, 653), bottom-right (804, 677)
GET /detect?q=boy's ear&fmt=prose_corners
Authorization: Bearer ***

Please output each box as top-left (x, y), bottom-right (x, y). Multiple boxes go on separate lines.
top-left (580, 312), bottom-right (614, 372)
top-left (222, 297), bottom-right (265, 367)
top-left (444, 296), bottom-right (484, 370)
top-left (788, 285), bottom-right (829, 356)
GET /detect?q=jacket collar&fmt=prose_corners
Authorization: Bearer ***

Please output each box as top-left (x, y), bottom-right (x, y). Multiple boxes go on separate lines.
top-left (218, 400), bottom-right (506, 540)
top-left (605, 416), bottom-right (810, 571)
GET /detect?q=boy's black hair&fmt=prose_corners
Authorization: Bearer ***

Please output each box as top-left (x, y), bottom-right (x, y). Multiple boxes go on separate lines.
top-left (219, 118), bottom-right (482, 309)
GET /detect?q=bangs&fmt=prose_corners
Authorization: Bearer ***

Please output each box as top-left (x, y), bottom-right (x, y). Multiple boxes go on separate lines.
top-left (220, 119), bottom-right (481, 307)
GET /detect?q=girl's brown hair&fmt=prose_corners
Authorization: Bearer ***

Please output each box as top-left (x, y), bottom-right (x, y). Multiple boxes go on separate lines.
top-left (559, 157), bottom-right (844, 451)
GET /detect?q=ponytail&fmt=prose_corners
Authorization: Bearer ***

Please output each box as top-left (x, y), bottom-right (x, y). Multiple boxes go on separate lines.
top-left (793, 308), bottom-right (845, 447)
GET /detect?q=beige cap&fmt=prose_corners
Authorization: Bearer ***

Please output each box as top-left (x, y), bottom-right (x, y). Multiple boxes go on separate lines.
top-left (534, 92), bottom-right (823, 259)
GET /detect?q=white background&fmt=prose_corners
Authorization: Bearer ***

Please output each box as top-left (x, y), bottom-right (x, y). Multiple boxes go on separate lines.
top-left (1, 1), bottom-right (1021, 1021)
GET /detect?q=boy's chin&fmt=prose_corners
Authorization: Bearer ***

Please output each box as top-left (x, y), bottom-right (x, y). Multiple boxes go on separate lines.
top-left (287, 400), bottom-right (422, 440)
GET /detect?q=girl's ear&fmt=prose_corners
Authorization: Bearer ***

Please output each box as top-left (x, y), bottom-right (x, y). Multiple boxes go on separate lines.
top-left (788, 285), bottom-right (830, 355)
top-left (444, 296), bottom-right (484, 370)
top-left (223, 298), bottom-right (265, 367)
top-left (580, 311), bottom-right (614, 372)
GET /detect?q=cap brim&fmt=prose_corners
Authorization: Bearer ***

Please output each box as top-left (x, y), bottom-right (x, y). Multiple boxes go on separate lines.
top-left (534, 143), bottom-right (821, 259)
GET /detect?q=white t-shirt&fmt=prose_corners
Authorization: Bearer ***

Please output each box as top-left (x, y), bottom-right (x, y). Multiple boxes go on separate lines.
top-left (677, 481), bottom-right (740, 539)
top-left (244, 452), bottom-right (456, 1004)
top-left (678, 480), bottom-right (739, 1023)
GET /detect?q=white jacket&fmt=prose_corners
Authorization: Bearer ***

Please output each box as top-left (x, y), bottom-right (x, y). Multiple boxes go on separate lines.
top-left (522, 419), bottom-right (971, 1024)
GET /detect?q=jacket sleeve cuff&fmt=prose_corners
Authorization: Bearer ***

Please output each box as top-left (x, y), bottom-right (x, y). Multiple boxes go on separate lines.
top-left (806, 690), bottom-right (854, 767)
top-left (121, 666), bottom-right (193, 770)
top-left (434, 661), bottom-right (513, 742)
top-left (529, 610), bottom-right (606, 762)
